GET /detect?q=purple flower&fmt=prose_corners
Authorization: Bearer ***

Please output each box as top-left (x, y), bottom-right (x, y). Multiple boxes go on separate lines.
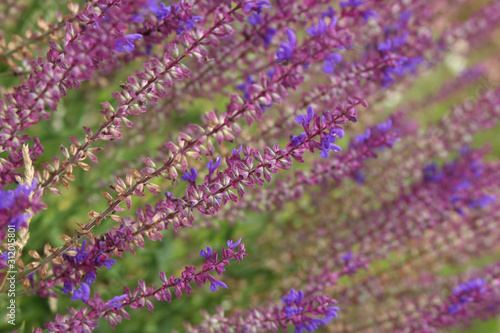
top-left (7, 213), bottom-right (30, 230)
top-left (248, 13), bottom-right (262, 26)
top-left (74, 239), bottom-right (89, 263)
top-left (227, 238), bottom-right (242, 249)
top-left (84, 271), bottom-right (97, 285)
top-left (295, 106), bottom-right (315, 125)
top-left (276, 29), bottom-right (296, 63)
top-left (207, 158), bottom-right (222, 173)
top-left (210, 279), bottom-right (228, 292)
top-left (101, 259), bottom-right (117, 270)
top-left (378, 39), bottom-right (392, 52)
top-left (281, 289), bottom-right (304, 306)
top-left (340, 0), bottom-right (365, 9)
top-left (322, 7), bottom-right (336, 19)
top-left (115, 34), bottom-right (143, 53)
top-left (263, 28), bottom-right (277, 47)
top-left (61, 282), bottom-right (73, 295)
top-left (107, 294), bottom-right (128, 308)
top-left (200, 246), bottom-right (213, 258)
top-left (423, 163), bottom-right (443, 182)
top-left (71, 283), bottom-right (91, 302)
top-left (323, 53), bottom-right (342, 74)
top-left (232, 146), bottom-right (243, 156)
top-left (319, 133), bottom-right (342, 159)
top-left (377, 118), bottom-right (392, 132)
top-left (290, 133), bottom-right (307, 148)
top-left (181, 168), bottom-right (198, 185)
top-left (306, 19), bottom-right (328, 36)
top-left (362, 10), bottom-right (377, 22)
top-left (149, 2), bottom-right (171, 20)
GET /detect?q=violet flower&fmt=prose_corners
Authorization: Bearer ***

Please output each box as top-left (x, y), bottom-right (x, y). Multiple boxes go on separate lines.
top-left (114, 34), bottom-right (143, 52)
top-left (276, 29), bottom-right (297, 63)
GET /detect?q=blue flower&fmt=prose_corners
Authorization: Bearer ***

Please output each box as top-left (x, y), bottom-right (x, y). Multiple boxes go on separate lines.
top-left (227, 238), bottom-right (242, 249)
top-left (61, 282), bottom-right (73, 295)
top-left (469, 195), bottom-right (496, 209)
top-left (306, 19), bottom-right (328, 36)
top-left (340, 0), bottom-right (365, 9)
top-left (281, 289), bottom-right (304, 306)
top-left (290, 133), bottom-right (307, 148)
top-left (200, 246), bottom-right (213, 258)
top-left (319, 133), bottom-right (342, 159)
top-left (295, 106), bottom-right (315, 125)
top-left (149, 2), bottom-right (171, 20)
top-left (84, 272), bottom-right (97, 285)
top-left (248, 13), bottom-right (262, 26)
top-left (74, 239), bottom-right (89, 263)
top-left (323, 53), bottom-right (342, 73)
top-left (362, 10), bottom-right (377, 22)
top-left (102, 259), bottom-right (117, 270)
top-left (377, 118), bottom-right (392, 132)
top-left (276, 29), bottom-right (296, 63)
top-left (207, 158), bottom-right (222, 173)
top-left (7, 213), bottom-right (30, 231)
top-left (71, 283), bottom-right (91, 302)
top-left (263, 28), bottom-right (277, 47)
top-left (107, 294), bottom-right (128, 308)
top-left (181, 168), bottom-right (198, 185)
top-left (423, 163), bottom-right (443, 182)
top-left (115, 34), bottom-right (143, 52)
top-left (322, 7), bottom-right (336, 19)
top-left (378, 39), bottom-right (392, 52)
top-left (232, 146), bottom-right (243, 156)
top-left (210, 279), bottom-right (228, 292)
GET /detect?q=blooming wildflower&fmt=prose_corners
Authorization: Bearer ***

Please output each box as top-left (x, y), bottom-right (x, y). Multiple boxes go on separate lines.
top-left (107, 294), bottom-right (128, 308)
top-left (319, 133), bottom-right (342, 158)
top-left (322, 7), bottom-right (336, 19)
top-left (285, 306), bottom-right (304, 316)
top-left (227, 238), bottom-right (242, 249)
top-left (74, 239), bottom-right (89, 263)
top-left (341, 251), bottom-right (353, 265)
top-left (84, 272), bottom-right (97, 285)
top-left (7, 213), bottom-right (30, 230)
top-left (237, 75), bottom-right (254, 100)
top-left (207, 158), bottom-right (222, 173)
top-left (115, 34), bottom-right (143, 52)
top-left (210, 279), bottom-right (228, 292)
top-left (200, 246), bottom-right (213, 258)
top-left (232, 146), bottom-right (243, 156)
top-left (340, 0), bottom-right (365, 9)
top-left (101, 259), bottom-right (117, 270)
top-left (276, 29), bottom-right (296, 63)
top-left (248, 13), bottom-right (262, 26)
top-left (176, 16), bottom-right (203, 35)
top-left (423, 163), bottom-right (443, 182)
top-left (263, 28), bottom-right (277, 47)
top-left (181, 168), bottom-right (198, 185)
top-left (323, 53), bottom-right (342, 73)
top-left (61, 282), bottom-right (73, 295)
top-left (362, 10), bottom-right (377, 22)
top-left (281, 289), bottom-right (304, 306)
top-left (378, 40), bottom-right (392, 52)
top-left (469, 194), bottom-right (496, 209)
top-left (290, 133), bottom-right (307, 148)
top-left (71, 283), bottom-right (91, 302)
top-left (306, 19), bottom-right (328, 36)
top-left (377, 118), bottom-right (392, 132)
top-left (295, 106), bottom-right (315, 125)
top-left (149, 2), bottom-right (170, 20)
